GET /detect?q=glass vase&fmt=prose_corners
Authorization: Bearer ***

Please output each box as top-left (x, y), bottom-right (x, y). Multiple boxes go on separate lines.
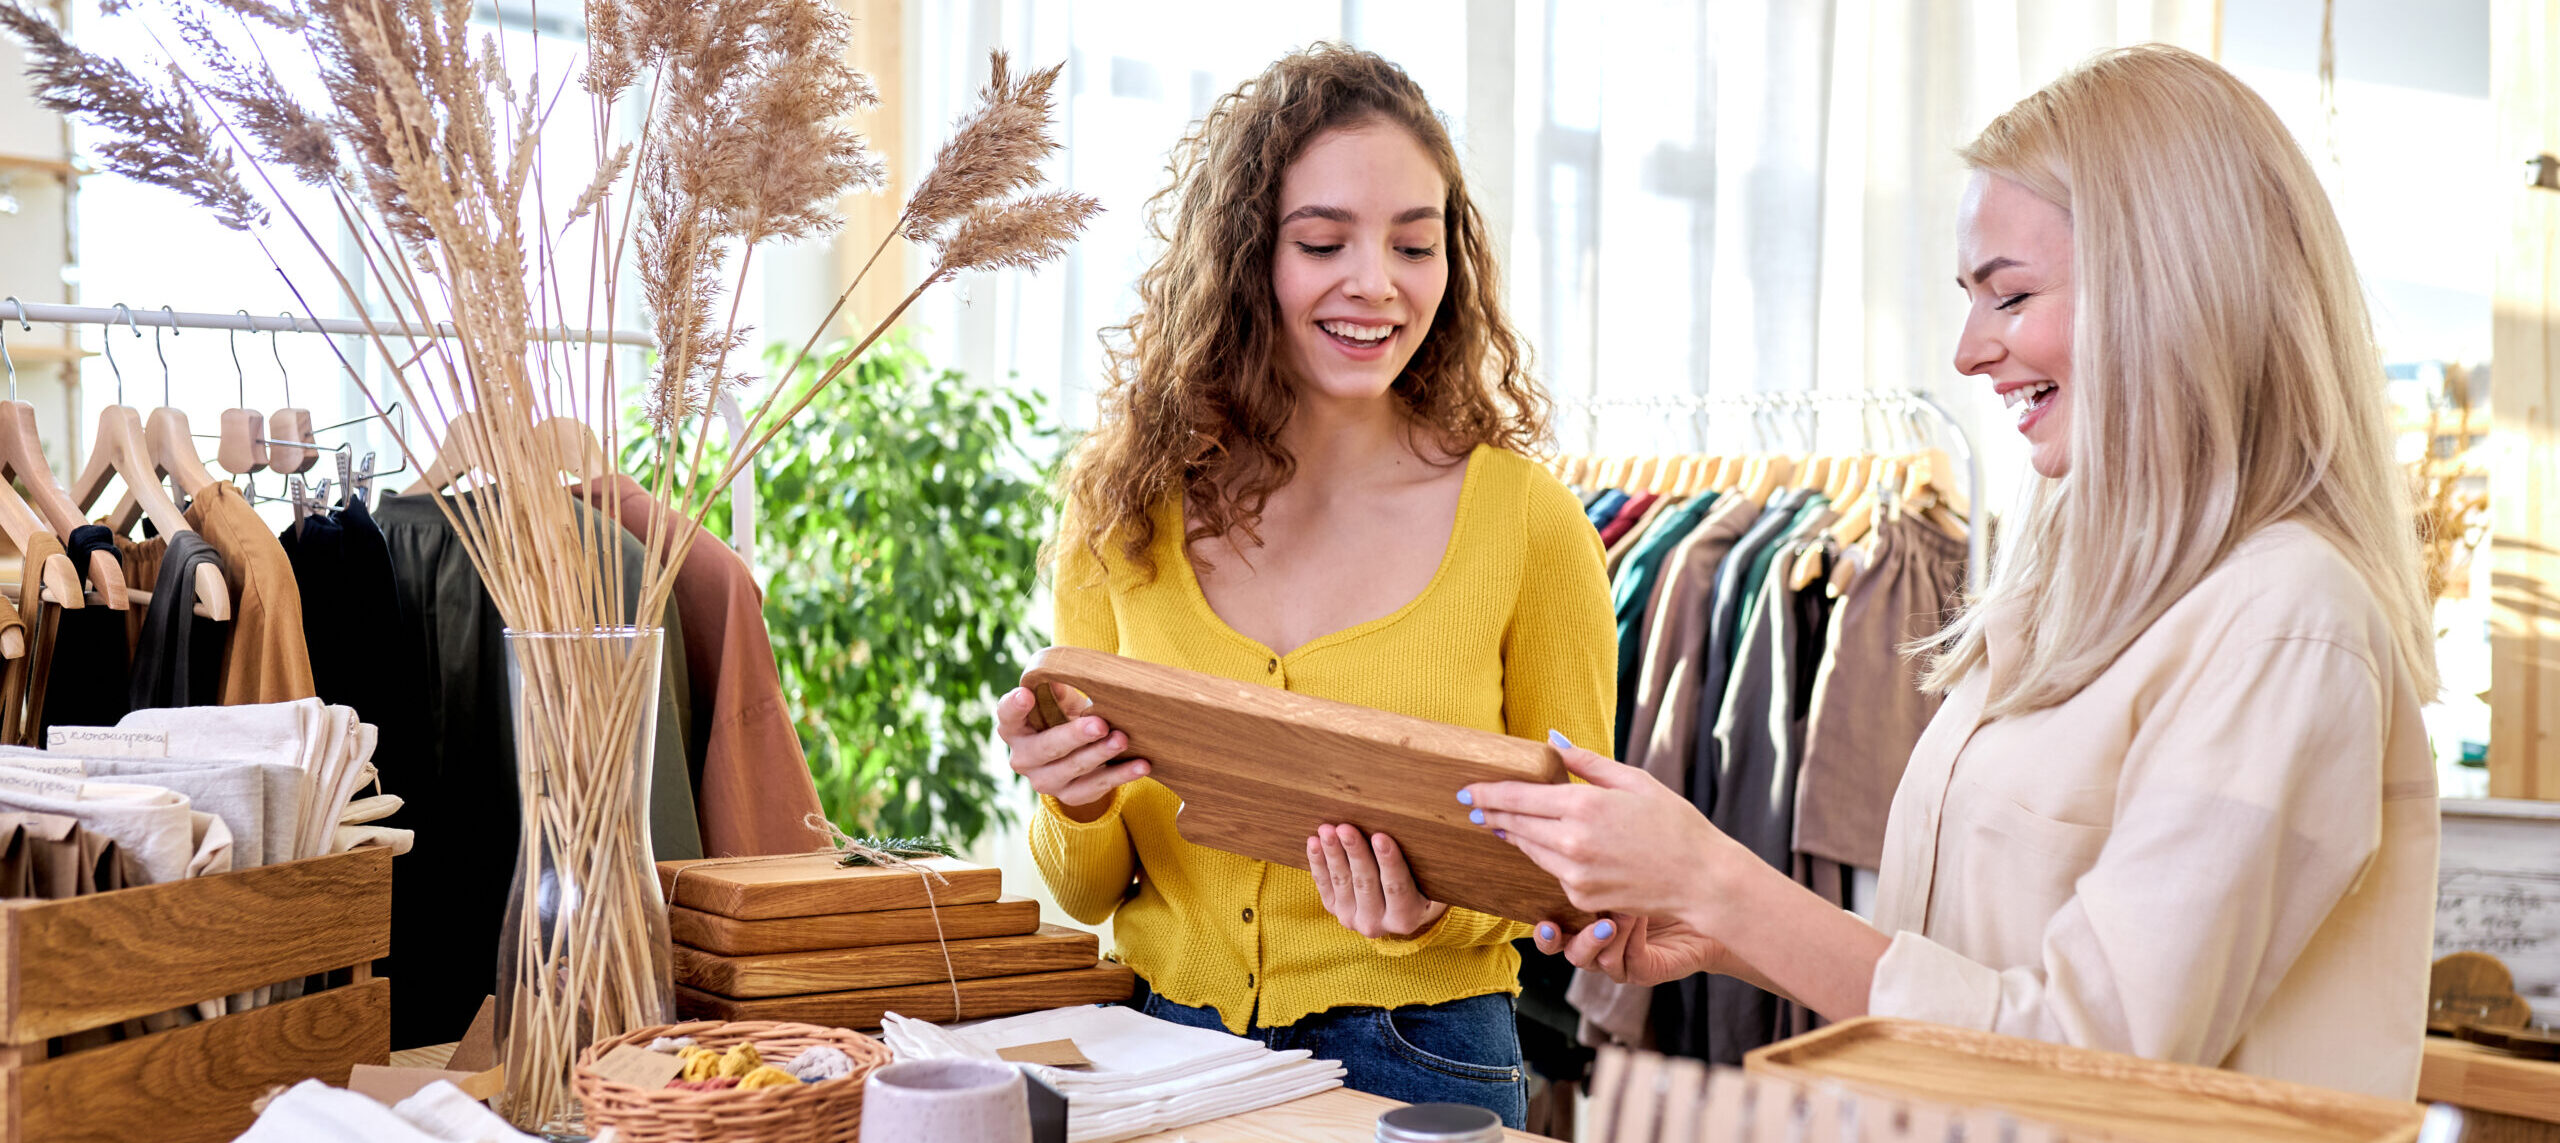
top-left (495, 626), bottom-right (674, 1131)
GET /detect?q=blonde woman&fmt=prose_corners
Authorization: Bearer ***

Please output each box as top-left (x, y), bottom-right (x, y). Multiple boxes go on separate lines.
top-left (1461, 44), bottom-right (2440, 1098)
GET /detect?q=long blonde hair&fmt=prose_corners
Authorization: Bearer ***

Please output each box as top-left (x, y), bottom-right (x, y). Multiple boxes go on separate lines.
top-left (1921, 44), bottom-right (2439, 714)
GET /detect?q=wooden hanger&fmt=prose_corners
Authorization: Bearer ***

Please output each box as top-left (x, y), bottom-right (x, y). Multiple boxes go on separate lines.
top-left (218, 311), bottom-right (268, 477)
top-left (405, 408), bottom-right (490, 495)
top-left (68, 311), bottom-right (229, 621)
top-left (538, 416), bottom-right (613, 485)
top-left (0, 389), bottom-right (126, 612)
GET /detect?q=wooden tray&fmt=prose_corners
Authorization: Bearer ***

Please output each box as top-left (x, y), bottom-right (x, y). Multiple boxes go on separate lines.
top-left (1020, 646), bottom-right (1586, 926)
top-left (0, 847), bottom-right (393, 1143)
top-left (675, 923), bottom-right (1101, 997)
top-left (1746, 1017), bottom-right (2425, 1143)
top-left (656, 854), bottom-right (1003, 920)
top-left (672, 895), bottom-right (1043, 956)
top-left (676, 962), bottom-right (1139, 1029)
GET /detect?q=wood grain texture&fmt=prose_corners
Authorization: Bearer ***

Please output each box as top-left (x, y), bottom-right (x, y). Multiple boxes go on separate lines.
top-left (11, 978), bottom-right (389, 1143)
top-left (1746, 1018), bottom-right (2423, 1143)
top-left (1021, 646), bottom-right (1588, 926)
top-left (0, 847), bottom-right (392, 1043)
top-left (1115, 1087), bottom-right (1547, 1142)
top-left (655, 855), bottom-right (1002, 920)
top-left (2491, 0), bottom-right (2560, 801)
top-left (2423, 1035), bottom-right (2560, 1125)
top-left (671, 895), bottom-right (1042, 955)
top-left (675, 962), bottom-right (1136, 1029)
top-left (674, 923), bottom-right (1100, 997)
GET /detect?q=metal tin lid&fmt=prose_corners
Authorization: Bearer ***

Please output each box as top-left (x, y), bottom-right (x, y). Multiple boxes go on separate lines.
top-left (1375, 1103), bottom-right (1504, 1143)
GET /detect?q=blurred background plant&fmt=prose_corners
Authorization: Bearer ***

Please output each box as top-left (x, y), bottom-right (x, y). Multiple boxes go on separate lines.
top-left (632, 330), bottom-right (1057, 846)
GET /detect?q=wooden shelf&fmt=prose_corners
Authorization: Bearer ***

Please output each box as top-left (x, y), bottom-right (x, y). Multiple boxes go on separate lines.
top-left (2421, 1036), bottom-right (2560, 1125)
top-left (0, 152), bottom-right (87, 179)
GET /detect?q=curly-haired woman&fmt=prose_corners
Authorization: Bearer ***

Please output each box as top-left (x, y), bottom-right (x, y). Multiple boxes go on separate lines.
top-left (990, 45), bottom-right (1611, 1123)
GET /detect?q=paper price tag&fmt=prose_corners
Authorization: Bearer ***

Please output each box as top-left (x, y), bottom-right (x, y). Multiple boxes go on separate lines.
top-left (0, 767), bottom-right (82, 801)
top-left (996, 1039), bottom-right (1096, 1069)
top-left (593, 1044), bottom-right (688, 1089)
top-left (0, 757), bottom-right (83, 778)
top-left (47, 727), bottom-right (169, 757)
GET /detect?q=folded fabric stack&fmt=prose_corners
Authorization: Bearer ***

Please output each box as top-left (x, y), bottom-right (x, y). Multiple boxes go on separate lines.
top-left (0, 698), bottom-right (408, 1038)
top-left (661, 852), bottom-right (1136, 1028)
top-left (881, 1004), bottom-right (1346, 1143)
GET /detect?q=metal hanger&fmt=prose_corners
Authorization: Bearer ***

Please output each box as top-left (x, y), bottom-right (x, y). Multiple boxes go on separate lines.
top-left (268, 312), bottom-right (316, 474)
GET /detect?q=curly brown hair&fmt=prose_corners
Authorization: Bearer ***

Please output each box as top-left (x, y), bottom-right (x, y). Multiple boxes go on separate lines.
top-left (1057, 42), bottom-right (1548, 581)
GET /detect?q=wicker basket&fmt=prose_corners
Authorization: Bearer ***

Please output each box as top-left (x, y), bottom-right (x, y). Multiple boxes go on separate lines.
top-left (573, 1019), bottom-right (892, 1143)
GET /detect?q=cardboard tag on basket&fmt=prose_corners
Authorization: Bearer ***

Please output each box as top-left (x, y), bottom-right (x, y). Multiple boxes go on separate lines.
top-left (594, 1044), bottom-right (688, 1090)
top-left (997, 1039), bottom-right (1095, 1069)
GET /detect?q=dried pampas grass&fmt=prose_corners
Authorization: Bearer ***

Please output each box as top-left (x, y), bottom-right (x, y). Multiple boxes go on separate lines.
top-left (1, 0), bottom-right (1096, 1126)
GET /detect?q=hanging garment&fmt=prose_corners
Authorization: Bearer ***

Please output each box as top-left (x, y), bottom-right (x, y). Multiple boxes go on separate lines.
top-left (40, 528), bottom-right (126, 738)
top-left (172, 483), bottom-right (316, 705)
top-left (1606, 493), bottom-right (1719, 758)
top-left (579, 475), bottom-right (825, 858)
top-left (128, 531), bottom-right (227, 710)
top-left (1622, 495), bottom-right (1762, 788)
top-left (1603, 493), bottom-right (1680, 574)
top-left (279, 496), bottom-right (426, 760)
top-left (1685, 490), bottom-right (1810, 817)
top-left (374, 491), bottom-right (699, 1045)
top-left (1596, 492), bottom-right (1657, 548)
top-left (1583, 490), bottom-right (1629, 529)
top-left (1794, 513), bottom-right (1966, 869)
top-left (1692, 534), bottom-right (1835, 1064)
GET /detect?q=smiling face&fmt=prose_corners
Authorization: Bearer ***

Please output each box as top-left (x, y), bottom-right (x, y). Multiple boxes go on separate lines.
top-left (1954, 172), bottom-right (2077, 478)
top-left (1270, 121), bottom-right (1450, 408)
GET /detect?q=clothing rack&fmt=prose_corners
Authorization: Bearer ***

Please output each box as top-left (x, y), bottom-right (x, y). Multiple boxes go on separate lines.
top-left (1560, 389), bottom-right (1986, 593)
top-left (2, 301), bottom-right (656, 347)
top-left (4, 301), bottom-right (760, 562)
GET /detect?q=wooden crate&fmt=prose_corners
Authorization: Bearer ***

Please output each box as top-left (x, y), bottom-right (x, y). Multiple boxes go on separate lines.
top-left (1747, 1017), bottom-right (2425, 1143)
top-left (0, 847), bottom-right (394, 1143)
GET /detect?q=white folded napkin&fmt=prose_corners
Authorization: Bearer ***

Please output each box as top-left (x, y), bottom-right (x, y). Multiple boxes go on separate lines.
top-left (882, 1005), bottom-right (1345, 1143)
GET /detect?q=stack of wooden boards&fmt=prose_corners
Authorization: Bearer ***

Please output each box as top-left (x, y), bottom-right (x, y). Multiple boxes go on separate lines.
top-left (661, 853), bottom-right (1135, 1029)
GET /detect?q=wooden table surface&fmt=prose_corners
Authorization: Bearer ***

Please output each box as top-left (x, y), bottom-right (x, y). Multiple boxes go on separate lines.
top-left (389, 1043), bottom-right (1548, 1142)
top-left (2420, 1035), bottom-right (2560, 1125)
top-left (1120, 1086), bottom-right (1547, 1142)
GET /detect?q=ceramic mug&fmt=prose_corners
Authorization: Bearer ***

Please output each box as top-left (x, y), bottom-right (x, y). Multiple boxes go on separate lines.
top-left (859, 1058), bottom-right (1031, 1143)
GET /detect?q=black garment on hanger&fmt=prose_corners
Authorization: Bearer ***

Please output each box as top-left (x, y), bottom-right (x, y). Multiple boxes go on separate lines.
top-left (40, 525), bottom-right (131, 735)
top-left (127, 530), bottom-right (226, 710)
top-left (373, 491), bottom-right (700, 1046)
top-left (280, 496), bottom-right (421, 733)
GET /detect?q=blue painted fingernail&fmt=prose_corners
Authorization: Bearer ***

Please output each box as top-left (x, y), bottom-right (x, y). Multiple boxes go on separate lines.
top-left (1548, 730), bottom-right (1575, 750)
top-left (1468, 809), bottom-right (1485, 825)
top-left (1493, 829), bottom-right (1507, 841)
top-left (1537, 923), bottom-right (1557, 941)
top-left (1594, 919), bottom-right (1615, 941)
top-left (1456, 789), bottom-right (1473, 806)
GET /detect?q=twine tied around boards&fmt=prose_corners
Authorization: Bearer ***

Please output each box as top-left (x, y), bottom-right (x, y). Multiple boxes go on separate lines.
top-left (663, 814), bottom-right (967, 1021)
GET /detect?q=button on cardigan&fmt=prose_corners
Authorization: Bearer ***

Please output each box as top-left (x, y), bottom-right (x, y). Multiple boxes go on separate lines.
top-left (1031, 445), bottom-right (1617, 1035)
top-left (1868, 521), bottom-right (2437, 1100)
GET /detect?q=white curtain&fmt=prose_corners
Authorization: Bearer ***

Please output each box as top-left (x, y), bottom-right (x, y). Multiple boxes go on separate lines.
top-left (905, 0), bottom-right (2218, 505)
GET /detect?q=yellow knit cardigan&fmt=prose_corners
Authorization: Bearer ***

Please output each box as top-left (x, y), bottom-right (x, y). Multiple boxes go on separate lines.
top-left (1029, 444), bottom-right (1616, 1034)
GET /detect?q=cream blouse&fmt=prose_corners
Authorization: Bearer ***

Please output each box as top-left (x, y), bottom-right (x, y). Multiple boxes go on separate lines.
top-left (1867, 521), bottom-right (2438, 1099)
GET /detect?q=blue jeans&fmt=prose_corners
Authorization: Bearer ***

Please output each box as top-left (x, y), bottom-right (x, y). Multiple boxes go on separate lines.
top-left (1122, 976), bottom-right (1528, 1129)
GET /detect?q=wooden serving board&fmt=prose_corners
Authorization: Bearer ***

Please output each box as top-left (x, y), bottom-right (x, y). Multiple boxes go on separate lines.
top-left (655, 854), bottom-right (1003, 920)
top-left (1020, 645), bottom-right (1587, 926)
top-left (672, 894), bottom-right (1044, 956)
top-left (675, 961), bottom-right (1138, 1029)
top-left (675, 923), bottom-right (1101, 997)
top-left (1747, 1017), bottom-right (2424, 1143)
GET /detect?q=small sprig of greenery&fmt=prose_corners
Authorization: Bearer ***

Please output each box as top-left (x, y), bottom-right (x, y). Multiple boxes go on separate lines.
top-left (835, 835), bottom-right (961, 868)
